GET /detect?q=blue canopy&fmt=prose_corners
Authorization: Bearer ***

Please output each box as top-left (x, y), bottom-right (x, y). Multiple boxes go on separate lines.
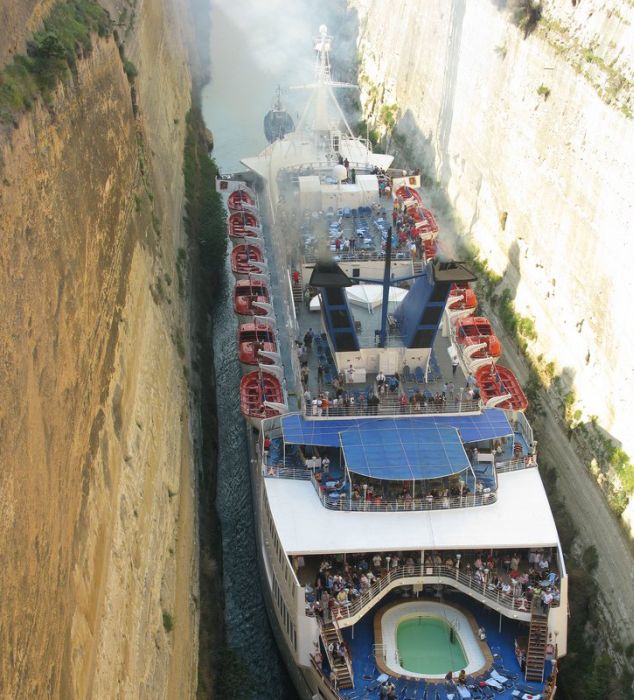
top-left (280, 409), bottom-right (511, 448)
top-left (340, 421), bottom-right (469, 480)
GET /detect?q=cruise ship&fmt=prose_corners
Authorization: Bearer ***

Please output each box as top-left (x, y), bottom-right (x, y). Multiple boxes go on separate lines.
top-left (218, 25), bottom-right (567, 700)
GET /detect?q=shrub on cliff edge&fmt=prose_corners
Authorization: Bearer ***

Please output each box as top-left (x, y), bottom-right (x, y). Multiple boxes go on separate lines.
top-left (0, 0), bottom-right (110, 122)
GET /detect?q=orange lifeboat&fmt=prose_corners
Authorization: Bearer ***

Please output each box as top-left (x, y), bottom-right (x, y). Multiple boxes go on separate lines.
top-left (228, 211), bottom-right (260, 241)
top-left (448, 282), bottom-right (477, 312)
top-left (237, 323), bottom-right (277, 367)
top-left (475, 364), bottom-right (528, 411)
top-left (240, 370), bottom-right (285, 422)
top-left (233, 279), bottom-right (270, 320)
top-left (394, 185), bottom-right (422, 208)
top-left (455, 317), bottom-right (502, 359)
top-left (408, 206), bottom-right (438, 236)
top-left (228, 189), bottom-right (255, 211)
top-left (231, 243), bottom-right (264, 277)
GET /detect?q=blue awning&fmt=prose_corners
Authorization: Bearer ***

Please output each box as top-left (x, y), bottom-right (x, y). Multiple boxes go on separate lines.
top-left (430, 409), bottom-right (513, 443)
top-left (340, 421), bottom-right (469, 480)
top-left (281, 415), bottom-right (363, 447)
top-left (280, 409), bottom-right (511, 448)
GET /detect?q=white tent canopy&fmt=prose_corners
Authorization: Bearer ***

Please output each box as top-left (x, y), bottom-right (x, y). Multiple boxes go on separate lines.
top-left (309, 284), bottom-right (408, 311)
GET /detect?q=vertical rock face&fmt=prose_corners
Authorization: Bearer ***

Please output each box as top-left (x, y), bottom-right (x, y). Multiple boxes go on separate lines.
top-left (352, 0), bottom-right (634, 455)
top-left (0, 1), bottom-right (200, 697)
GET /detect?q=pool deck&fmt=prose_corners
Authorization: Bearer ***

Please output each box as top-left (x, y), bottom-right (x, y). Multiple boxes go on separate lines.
top-left (326, 591), bottom-right (553, 699)
top-left (373, 600), bottom-right (493, 680)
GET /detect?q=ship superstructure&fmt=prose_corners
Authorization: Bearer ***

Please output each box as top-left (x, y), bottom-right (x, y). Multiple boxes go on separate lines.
top-left (220, 25), bottom-right (567, 700)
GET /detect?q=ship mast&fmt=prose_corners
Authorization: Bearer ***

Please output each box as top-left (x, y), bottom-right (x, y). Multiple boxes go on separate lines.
top-left (293, 24), bottom-right (358, 139)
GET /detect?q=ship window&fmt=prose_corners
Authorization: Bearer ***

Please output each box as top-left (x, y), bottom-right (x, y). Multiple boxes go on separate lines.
top-left (326, 288), bottom-right (346, 305)
top-left (330, 310), bottom-right (349, 328)
top-left (411, 329), bottom-right (434, 347)
top-left (430, 282), bottom-right (449, 302)
top-left (421, 307), bottom-right (443, 325)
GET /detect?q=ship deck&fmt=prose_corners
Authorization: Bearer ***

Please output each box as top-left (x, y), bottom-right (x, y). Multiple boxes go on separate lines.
top-left (264, 469), bottom-right (559, 556)
top-left (329, 590), bottom-right (554, 699)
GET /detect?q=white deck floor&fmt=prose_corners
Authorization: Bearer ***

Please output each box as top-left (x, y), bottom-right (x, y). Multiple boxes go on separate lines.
top-left (264, 467), bottom-right (559, 555)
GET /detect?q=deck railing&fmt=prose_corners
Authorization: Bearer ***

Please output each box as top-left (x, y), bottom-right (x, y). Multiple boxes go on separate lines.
top-left (308, 564), bottom-right (559, 622)
top-left (309, 473), bottom-right (497, 513)
top-left (303, 398), bottom-right (481, 419)
top-left (303, 251), bottom-right (413, 264)
top-left (495, 456), bottom-right (538, 473)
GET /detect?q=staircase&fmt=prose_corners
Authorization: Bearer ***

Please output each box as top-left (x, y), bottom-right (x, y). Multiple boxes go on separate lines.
top-left (291, 269), bottom-right (304, 306)
top-left (320, 619), bottom-right (354, 689)
top-left (412, 260), bottom-right (423, 274)
top-left (525, 599), bottom-right (549, 683)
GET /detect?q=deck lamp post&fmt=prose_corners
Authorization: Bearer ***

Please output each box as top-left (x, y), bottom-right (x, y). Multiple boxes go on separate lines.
top-left (455, 553), bottom-right (461, 580)
top-left (483, 567), bottom-right (489, 593)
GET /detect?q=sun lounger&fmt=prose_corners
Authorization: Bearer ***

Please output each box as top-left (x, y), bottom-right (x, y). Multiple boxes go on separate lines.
top-left (489, 669), bottom-right (511, 687)
top-left (414, 366), bottom-right (424, 383)
top-left (456, 685), bottom-right (472, 698)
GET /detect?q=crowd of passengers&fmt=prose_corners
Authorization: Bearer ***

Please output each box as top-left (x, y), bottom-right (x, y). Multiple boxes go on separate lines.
top-left (312, 472), bottom-right (493, 507)
top-left (303, 549), bottom-right (561, 620)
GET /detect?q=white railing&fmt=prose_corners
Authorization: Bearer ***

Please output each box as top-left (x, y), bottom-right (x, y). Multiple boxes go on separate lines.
top-left (308, 565), bottom-right (558, 622)
top-left (496, 457), bottom-right (537, 473)
top-left (303, 398), bottom-right (481, 419)
top-left (310, 473), bottom-right (496, 513)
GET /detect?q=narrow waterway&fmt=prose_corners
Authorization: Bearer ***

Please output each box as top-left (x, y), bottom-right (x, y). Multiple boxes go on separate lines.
top-left (201, 3), bottom-right (323, 698)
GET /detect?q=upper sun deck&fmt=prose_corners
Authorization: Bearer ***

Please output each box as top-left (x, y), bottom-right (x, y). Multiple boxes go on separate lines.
top-left (263, 468), bottom-right (559, 556)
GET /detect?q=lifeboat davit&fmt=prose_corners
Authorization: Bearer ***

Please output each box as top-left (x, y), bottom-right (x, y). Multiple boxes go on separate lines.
top-left (238, 323), bottom-right (277, 367)
top-left (240, 369), bottom-right (285, 425)
top-left (228, 189), bottom-right (256, 211)
top-left (228, 211), bottom-right (261, 241)
top-left (233, 279), bottom-right (270, 321)
top-left (395, 185), bottom-right (422, 208)
top-left (448, 282), bottom-right (477, 312)
top-left (475, 364), bottom-right (528, 411)
top-left (408, 206), bottom-right (439, 236)
top-left (231, 243), bottom-right (265, 278)
top-left (455, 317), bottom-right (502, 359)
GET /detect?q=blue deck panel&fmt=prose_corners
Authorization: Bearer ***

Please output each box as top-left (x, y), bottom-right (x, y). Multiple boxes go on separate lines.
top-left (340, 423), bottom-right (469, 480)
top-left (280, 410), bottom-right (512, 449)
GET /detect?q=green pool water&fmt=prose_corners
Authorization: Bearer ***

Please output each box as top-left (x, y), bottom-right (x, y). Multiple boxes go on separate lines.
top-left (397, 617), bottom-right (468, 675)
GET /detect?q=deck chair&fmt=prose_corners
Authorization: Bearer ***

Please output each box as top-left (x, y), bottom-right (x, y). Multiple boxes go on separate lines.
top-left (414, 366), bottom-right (425, 384)
top-left (402, 365), bottom-right (413, 383)
top-left (484, 678), bottom-right (505, 694)
top-left (489, 670), bottom-right (513, 688)
top-left (455, 685), bottom-right (472, 699)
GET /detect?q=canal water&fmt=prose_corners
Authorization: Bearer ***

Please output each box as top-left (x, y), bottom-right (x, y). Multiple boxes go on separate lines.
top-left (201, 2), bottom-right (330, 698)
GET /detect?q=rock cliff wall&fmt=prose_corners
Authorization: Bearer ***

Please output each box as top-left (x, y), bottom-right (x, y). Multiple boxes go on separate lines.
top-left (351, 0), bottom-right (634, 457)
top-left (0, 1), bottom-right (200, 697)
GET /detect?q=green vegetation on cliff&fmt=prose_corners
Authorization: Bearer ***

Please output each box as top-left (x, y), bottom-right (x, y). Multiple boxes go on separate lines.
top-left (0, 0), bottom-right (110, 123)
top-left (183, 107), bottom-right (227, 297)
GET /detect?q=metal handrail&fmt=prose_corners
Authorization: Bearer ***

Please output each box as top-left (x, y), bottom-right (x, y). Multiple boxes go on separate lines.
top-left (496, 457), bottom-right (538, 473)
top-left (310, 473), bottom-right (497, 513)
top-left (304, 398), bottom-right (481, 418)
top-left (263, 465), bottom-right (312, 480)
top-left (309, 564), bottom-right (558, 621)
top-left (303, 251), bottom-right (413, 263)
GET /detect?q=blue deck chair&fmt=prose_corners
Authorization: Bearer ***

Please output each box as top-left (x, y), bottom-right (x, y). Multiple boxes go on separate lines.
top-left (402, 365), bottom-right (413, 383)
top-left (429, 350), bottom-right (443, 381)
top-left (414, 366), bottom-right (425, 384)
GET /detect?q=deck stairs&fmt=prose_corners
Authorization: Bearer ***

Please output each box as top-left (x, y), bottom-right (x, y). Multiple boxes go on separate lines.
top-left (525, 599), bottom-right (548, 683)
top-left (412, 260), bottom-right (424, 274)
top-left (291, 270), bottom-right (304, 306)
top-left (320, 619), bottom-right (354, 689)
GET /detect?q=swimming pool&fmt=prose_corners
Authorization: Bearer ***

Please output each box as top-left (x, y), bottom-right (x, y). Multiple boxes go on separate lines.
top-left (397, 617), bottom-right (468, 675)
top-left (377, 601), bottom-right (487, 679)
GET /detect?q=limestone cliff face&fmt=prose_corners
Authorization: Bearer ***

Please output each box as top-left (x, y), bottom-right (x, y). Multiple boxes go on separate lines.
top-left (0, 2), bottom-right (200, 697)
top-left (351, 0), bottom-right (634, 455)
